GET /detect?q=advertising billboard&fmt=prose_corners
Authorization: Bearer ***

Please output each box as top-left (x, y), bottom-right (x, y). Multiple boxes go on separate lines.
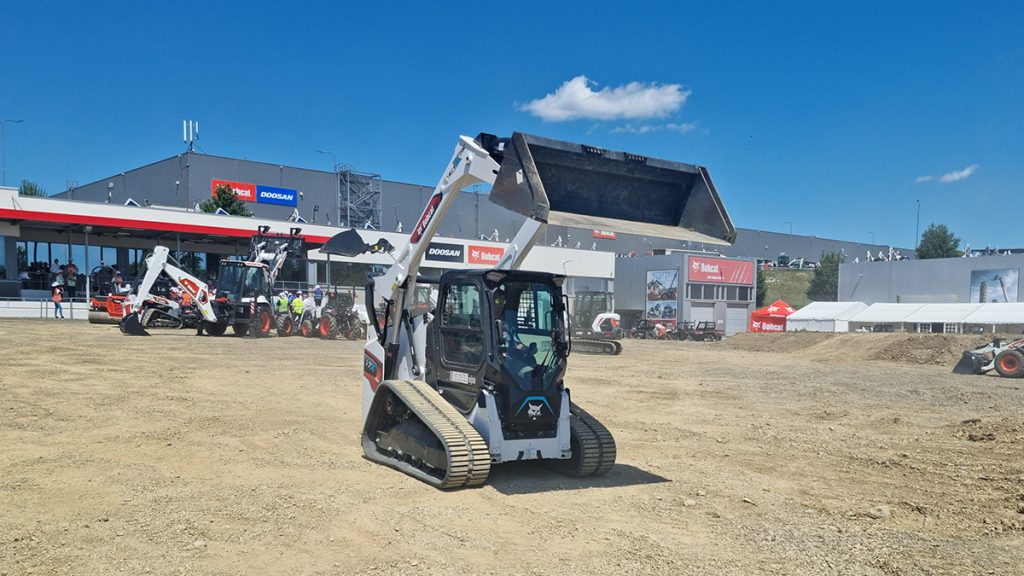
top-left (689, 256), bottom-right (754, 285)
top-left (969, 268), bottom-right (1019, 303)
top-left (645, 269), bottom-right (678, 329)
top-left (425, 242), bottom-right (464, 263)
top-left (211, 179), bottom-right (256, 202)
top-left (467, 245), bottom-right (504, 266)
top-left (255, 185), bottom-right (298, 207)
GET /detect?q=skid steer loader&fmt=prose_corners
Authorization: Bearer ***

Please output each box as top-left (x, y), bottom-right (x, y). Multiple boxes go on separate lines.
top-left (324, 132), bottom-right (735, 489)
top-left (954, 337), bottom-right (1024, 378)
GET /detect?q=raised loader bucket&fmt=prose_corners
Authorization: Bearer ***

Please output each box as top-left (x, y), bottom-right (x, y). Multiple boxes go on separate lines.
top-left (120, 312), bottom-right (150, 336)
top-left (952, 351), bottom-right (985, 375)
top-left (487, 132), bottom-right (736, 245)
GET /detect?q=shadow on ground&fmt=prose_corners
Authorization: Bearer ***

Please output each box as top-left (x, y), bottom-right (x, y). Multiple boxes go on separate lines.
top-left (486, 462), bottom-right (670, 495)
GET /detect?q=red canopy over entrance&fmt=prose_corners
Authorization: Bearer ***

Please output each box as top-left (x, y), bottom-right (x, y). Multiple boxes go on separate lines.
top-left (750, 300), bottom-right (795, 332)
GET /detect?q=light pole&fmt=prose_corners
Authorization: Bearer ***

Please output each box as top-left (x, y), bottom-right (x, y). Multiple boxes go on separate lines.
top-left (317, 149), bottom-right (338, 226)
top-left (1, 118), bottom-right (24, 187)
top-left (915, 199), bottom-right (920, 248)
top-left (868, 231), bottom-right (875, 245)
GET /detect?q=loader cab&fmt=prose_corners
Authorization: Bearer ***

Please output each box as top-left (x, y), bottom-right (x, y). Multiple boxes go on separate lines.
top-left (425, 269), bottom-right (569, 439)
top-left (217, 261), bottom-right (270, 302)
top-left (572, 291), bottom-right (614, 336)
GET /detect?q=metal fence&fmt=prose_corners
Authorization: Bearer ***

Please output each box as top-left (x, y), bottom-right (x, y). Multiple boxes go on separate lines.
top-left (0, 297), bottom-right (89, 320)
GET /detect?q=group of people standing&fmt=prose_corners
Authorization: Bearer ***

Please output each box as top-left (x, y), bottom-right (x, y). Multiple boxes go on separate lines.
top-left (50, 258), bottom-right (79, 319)
top-left (275, 285), bottom-right (330, 318)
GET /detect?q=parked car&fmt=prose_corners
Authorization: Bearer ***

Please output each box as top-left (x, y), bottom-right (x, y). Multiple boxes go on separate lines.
top-left (679, 321), bottom-right (724, 342)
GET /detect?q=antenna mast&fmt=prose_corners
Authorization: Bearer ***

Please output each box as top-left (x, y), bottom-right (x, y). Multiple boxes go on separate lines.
top-left (183, 119), bottom-right (200, 152)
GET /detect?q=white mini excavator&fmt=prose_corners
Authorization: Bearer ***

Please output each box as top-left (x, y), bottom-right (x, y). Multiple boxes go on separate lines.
top-left (324, 132), bottom-right (735, 488)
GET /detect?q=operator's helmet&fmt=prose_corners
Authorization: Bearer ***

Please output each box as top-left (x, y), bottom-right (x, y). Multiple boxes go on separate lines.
top-left (315, 285), bottom-right (321, 290)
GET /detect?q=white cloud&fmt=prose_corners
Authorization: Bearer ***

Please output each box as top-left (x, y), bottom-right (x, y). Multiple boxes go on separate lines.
top-left (666, 122), bottom-right (698, 133)
top-left (939, 164), bottom-right (980, 183)
top-left (521, 75), bottom-right (689, 122)
top-left (610, 122), bottom-right (699, 135)
top-left (610, 124), bottom-right (657, 134)
top-left (914, 164), bottom-right (980, 184)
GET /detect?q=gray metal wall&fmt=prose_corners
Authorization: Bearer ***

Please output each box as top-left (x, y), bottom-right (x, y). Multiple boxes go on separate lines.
top-left (61, 156), bottom-right (186, 207)
top-left (615, 254), bottom-right (681, 310)
top-left (55, 152), bottom-right (912, 264)
top-left (727, 228), bottom-right (913, 263)
top-left (840, 254), bottom-right (1024, 304)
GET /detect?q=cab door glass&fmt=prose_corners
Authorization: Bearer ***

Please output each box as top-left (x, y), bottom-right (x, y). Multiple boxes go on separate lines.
top-left (440, 283), bottom-right (483, 367)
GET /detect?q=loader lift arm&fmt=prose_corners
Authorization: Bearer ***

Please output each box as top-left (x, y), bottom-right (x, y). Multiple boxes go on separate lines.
top-left (120, 246), bottom-right (217, 335)
top-left (249, 226), bottom-right (304, 285)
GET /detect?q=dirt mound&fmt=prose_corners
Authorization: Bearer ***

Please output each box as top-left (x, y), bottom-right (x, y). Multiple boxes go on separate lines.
top-left (867, 333), bottom-right (990, 366)
top-left (720, 332), bottom-right (1001, 366)
top-left (717, 331), bottom-right (838, 353)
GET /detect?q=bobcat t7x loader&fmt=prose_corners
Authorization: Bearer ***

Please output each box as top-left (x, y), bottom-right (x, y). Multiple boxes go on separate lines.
top-left (325, 132), bottom-right (735, 489)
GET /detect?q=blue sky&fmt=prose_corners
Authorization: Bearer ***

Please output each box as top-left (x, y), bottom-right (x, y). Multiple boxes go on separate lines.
top-left (3, 1), bottom-right (1021, 249)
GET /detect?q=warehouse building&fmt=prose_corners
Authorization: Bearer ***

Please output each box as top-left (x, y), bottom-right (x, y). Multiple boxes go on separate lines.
top-left (51, 150), bottom-right (902, 264)
top-left (0, 187), bottom-right (611, 304)
top-left (615, 252), bottom-right (756, 336)
top-left (840, 254), bottom-right (1024, 305)
top-left (1, 147), bottom-right (914, 333)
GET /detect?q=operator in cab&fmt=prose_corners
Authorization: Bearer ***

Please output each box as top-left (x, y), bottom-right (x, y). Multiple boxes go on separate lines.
top-left (494, 287), bottom-right (538, 378)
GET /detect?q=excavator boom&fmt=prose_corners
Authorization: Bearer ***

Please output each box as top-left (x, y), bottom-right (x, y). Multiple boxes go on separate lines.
top-left (120, 246), bottom-right (217, 336)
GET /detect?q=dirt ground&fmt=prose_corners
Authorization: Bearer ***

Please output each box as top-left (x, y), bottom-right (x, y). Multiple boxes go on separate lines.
top-left (2, 320), bottom-right (1023, 576)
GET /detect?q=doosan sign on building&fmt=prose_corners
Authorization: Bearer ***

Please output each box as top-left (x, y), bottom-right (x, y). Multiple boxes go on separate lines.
top-left (211, 179), bottom-right (298, 207)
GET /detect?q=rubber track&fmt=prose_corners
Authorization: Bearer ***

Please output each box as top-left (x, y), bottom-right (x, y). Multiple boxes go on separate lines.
top-left (141, 308), bottom-right (183, 329)
top-left (573, 339), bottom-right (622, 355)
top-left (571, 403), bottom-right (617, 475)
top-left (365, 379), bottom-right (491, 489)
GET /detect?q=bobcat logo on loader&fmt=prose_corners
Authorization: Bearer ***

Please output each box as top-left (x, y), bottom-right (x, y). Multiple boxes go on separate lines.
top-left (516, 396), bottom-right (552, 421)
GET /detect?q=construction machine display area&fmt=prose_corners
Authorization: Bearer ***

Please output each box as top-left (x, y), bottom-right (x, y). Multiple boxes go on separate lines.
top-left (82, 130), bottom-right (738, 489)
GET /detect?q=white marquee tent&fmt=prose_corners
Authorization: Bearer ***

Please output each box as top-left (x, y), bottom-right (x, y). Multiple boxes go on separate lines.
top-left (786, 301), bottom-right (868, 332)
top-left (788, 302), bottom-right (1024, 333)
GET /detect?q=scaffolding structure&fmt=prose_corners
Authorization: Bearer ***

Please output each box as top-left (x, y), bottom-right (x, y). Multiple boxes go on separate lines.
top-left (337, 166), bottom-right (382, 230)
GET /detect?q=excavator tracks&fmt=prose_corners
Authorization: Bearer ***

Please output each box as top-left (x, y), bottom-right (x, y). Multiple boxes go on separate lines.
top-left (141, 308), bottom-right (183, 329)
top-left (547, 403), bottom-right (617, 477)
top-left (362, 379), bottom-right (491, 489)
top-left (573, 338), bottom-right (623, 355)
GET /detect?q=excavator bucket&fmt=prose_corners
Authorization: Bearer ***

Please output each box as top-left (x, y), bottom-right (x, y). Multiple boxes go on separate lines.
top-left (488, 132), bottom-right (736, 245)
top-left (119, 312), bottom-right (150, 336)
top-left (322, 229), bottom-right (371, 257)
